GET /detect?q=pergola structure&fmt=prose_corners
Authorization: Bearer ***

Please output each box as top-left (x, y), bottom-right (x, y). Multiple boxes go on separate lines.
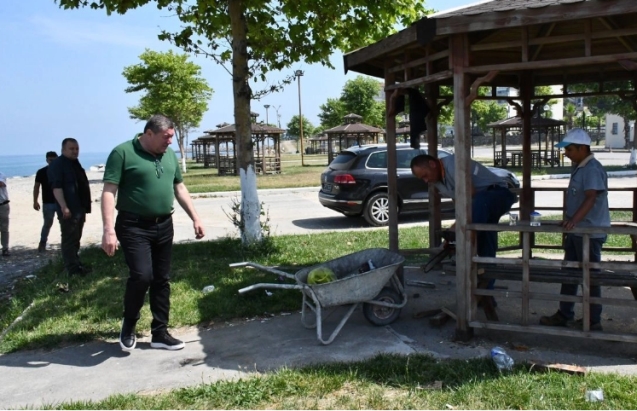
top-left (195, 114), bottom-right (285, 175)
top-left (488, 115), bottom-right (567, 168)
top-left (343, 0), bottom-right (637, 342)
top-left (324, 113), bottom-right (384, 163)
top-left (307, 134), bottom-right (329, 155)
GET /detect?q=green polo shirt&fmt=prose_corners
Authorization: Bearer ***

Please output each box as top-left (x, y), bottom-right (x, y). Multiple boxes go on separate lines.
top-left (103, 136), bottom-right (183, 217)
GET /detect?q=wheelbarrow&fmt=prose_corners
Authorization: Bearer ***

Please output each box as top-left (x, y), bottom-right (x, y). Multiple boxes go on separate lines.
top-left (230, 248), bottom-right (407, 345)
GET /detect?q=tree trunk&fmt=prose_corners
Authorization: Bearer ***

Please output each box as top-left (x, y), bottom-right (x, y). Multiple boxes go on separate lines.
top-left (178, 126), bottom-right (187, 173)
top-left (624, 117), bottom-right (631, 149)
top-left (630, 120), bottom-right (637, 166)
top-left (230, 0), bottom-right (262, 244)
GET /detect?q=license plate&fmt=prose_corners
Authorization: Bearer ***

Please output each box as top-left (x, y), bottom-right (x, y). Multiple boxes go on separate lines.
top-left (323, 183), bottom-right (333, 191)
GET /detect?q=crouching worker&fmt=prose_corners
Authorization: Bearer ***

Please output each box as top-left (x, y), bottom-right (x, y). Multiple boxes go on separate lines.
top-left (410, 153), bottom-right (517, 308)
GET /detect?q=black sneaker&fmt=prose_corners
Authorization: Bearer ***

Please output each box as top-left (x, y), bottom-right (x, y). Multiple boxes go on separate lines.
top-left (119, 319), bottom-right (137, 352)
top-left (150, 331), bottom-right (185, 350)
top-left (539, 310), bottom-right (569, 327)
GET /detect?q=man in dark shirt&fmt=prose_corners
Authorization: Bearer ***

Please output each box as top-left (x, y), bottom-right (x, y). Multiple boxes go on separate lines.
top-left (34, 151), bottom-right (58, 252)
top-left (48, 138), bottom-right (92, 276)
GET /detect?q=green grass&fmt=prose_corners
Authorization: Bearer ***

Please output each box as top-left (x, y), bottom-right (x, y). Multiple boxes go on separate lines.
top-left (43, 353), bottom-right (637, 409)
top-left (1, 212), bottom-right (634, 354)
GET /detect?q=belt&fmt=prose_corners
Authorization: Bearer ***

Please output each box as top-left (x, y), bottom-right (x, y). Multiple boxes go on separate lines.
top-left (0, 200), bottom-right (9, 206)
top-left (119, 211), bottom-right (173, 223)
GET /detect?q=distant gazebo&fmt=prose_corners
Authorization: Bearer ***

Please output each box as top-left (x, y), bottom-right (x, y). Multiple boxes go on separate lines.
top-left (195, 114), bottom-right (285, 175)
top-left (324, 113), bottom-right (383, 163)
top-left (488, 115), bottom-right (567, 169)
top-left (307, 134), bottom-right (329, 154)
top-left (395, 119), bottom-right (411, 143)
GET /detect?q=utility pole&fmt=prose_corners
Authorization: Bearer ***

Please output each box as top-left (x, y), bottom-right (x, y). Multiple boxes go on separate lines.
top-left (264, 104), bottom-right (270, 125)
top-left (295, 69), bottom-right (305, 166)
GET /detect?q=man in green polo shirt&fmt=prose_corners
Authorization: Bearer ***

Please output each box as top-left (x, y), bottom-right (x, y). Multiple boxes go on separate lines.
top-left (101, 114), bottom-right (205, 352)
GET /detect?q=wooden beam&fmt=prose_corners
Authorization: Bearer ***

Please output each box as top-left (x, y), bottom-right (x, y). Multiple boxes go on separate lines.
top-left (384, 68), bottom-right (399, 252)
top-left (451, 33), bottom-right (473, 341)
top-left (384, 70), bottom-right (453, 90)
top-left (464, 51), bottom-right (637, 74)
top-left (465, 70), bottom-right (499, 107)
top-left (598, 17), bottom-right (636, 53)
top-left (388, 49), bottom-right (450, 74)
top-left (584, 19), bottom-right (592, 58)
top-left (531, 22), bottom-right (556, 62)
top-left (619, 59), bottom-right (637, 71)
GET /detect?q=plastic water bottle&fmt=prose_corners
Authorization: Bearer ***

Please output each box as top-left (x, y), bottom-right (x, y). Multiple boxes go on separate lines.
top-left (202, 285), bottom-right (216, 294)
top-left (491, 346), bottom-right (514, 372)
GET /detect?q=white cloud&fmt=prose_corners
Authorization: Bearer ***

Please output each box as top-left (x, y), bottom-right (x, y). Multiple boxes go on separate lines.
top-left (30, 15), bottom-right (160, 49)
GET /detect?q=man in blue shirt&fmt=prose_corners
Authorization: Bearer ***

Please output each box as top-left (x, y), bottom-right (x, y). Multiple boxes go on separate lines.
top-left (33, 151), bottom-right (58, 252)
top-left (540, 128), bottom-right (610, 331)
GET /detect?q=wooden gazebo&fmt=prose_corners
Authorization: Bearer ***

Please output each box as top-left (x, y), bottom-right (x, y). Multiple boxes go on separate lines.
top-left (343, 0), bottom-right (637, 343)
top-left (488, 115), bottom-right (567, 168)
top-left (197, 114), bottom-right (285, 175)
top-left (324, 113), bottom-right (384, 163)
top-left (307, 134), bottom-right (329, 155)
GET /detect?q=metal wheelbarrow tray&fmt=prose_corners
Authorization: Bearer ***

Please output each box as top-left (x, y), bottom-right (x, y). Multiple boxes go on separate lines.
top-left (231, 248), bottom-right (407, 345)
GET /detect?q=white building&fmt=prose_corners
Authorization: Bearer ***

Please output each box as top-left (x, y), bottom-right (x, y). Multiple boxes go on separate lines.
top-left (604, 114), bottom-right (634, 149)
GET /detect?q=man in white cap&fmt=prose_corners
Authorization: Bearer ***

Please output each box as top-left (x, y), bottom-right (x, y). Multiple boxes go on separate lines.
top-left (540, 128), bottom-right (610, 331)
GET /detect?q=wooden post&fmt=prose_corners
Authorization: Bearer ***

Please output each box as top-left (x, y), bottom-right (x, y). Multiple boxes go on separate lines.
top-left (426, 83), bottom-right (442, 247)
top-left (385, 68), bottom-right (399, 252)
top-left (451, 33), bottom-right (474, 341)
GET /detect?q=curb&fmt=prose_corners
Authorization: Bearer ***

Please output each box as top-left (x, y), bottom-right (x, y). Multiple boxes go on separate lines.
top-left (531, 170), bottom-right (637, 180)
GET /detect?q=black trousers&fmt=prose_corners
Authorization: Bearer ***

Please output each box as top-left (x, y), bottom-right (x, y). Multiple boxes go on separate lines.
top-left (59, 213), bottom-right (85, 274)
top-left (115, 214), bottom-right (174, 335)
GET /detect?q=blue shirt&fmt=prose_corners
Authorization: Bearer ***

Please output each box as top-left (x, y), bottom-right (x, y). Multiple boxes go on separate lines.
top-left (434, 155), bottom-right (506, 199)
top-left (565, 154), bottom-right (610, 238)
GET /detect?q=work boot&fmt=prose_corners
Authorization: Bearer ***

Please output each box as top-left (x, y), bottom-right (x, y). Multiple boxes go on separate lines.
top-left (539, 310), bottom-right (568, 327)
top-left (571, 318), bottom-right (603, 331)
top-left (38, 242), bottom-right (46, 253)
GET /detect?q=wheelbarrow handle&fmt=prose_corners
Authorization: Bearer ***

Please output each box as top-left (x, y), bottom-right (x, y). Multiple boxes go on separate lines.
top-left (229, 262), bottom-right (296, 280)
top-left (238, 283), bottom-right (304, 294)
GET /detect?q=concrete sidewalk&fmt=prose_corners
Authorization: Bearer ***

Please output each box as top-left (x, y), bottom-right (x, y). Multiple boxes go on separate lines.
top-left (3, 266), bottom-right (637, 409)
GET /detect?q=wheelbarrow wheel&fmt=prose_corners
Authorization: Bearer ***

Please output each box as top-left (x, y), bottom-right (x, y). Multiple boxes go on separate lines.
top-left (363, 287), bottom-right (402, 326)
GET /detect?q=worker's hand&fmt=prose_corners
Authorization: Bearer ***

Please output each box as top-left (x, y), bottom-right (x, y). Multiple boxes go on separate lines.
top-left (193, 219), bottom-right (205, 239)
top-left (101, 229), bottom-right (118, 257)
top-left (33, 201), bottom-right (40, 211)
top-left (560, 219), bottom-right (576, 231)
top-left (62, 207), bottom-right (71, 219)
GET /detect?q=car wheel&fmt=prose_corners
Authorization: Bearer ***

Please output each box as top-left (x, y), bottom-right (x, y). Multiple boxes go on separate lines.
top-left (363, 192), bottom-right (392, 227)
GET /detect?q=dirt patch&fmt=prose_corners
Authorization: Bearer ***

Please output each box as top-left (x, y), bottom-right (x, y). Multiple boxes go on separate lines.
top-left (0, 247), bottom-right (57, 302)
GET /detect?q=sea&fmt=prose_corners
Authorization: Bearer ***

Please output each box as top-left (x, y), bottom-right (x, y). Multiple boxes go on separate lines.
top-left (0, 151), bottom-right (186, 179)
top-left (0, 153), bottom-right (110, 179)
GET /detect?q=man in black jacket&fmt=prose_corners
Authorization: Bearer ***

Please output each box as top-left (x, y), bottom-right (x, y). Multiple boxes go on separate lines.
top-left (48, 138), bottom-right (91, 276)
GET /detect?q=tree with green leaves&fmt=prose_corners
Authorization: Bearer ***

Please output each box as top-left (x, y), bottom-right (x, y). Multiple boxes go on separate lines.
top-left (318, 98), bottom-right (346, 129)
top-left (54, 0), bottom-right (428, 245)
top-left (286, 114), bottom-right (315, 143)
top-left (122, 49), bottom-right (212, 173)
top-left (339, 76), bottom-right (385, 127)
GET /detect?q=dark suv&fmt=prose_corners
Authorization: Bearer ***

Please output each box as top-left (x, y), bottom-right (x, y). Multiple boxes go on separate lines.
top-left (318, 143), bottom-right (520, 226)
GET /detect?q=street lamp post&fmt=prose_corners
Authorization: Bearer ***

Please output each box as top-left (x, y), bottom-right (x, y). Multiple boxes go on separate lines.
top-left (295, 69), bottom-right (305, 166)
top-left (264, 104), bottom-right (270, 125)
top-left (274, 105), bottom-right (282, 128)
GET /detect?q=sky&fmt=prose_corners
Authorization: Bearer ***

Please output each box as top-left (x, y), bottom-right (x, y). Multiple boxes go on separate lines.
top-left (0, 0), bottom-right (475, 156)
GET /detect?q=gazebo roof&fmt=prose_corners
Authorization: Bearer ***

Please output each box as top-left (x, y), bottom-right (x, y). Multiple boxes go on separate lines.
top-left (324, 122), bottom-right (383, 134)
top-left (488, 115), bottom-right (567, 129)
top-left (344, 0), bottom-right (637, 88)
top-left (202, 123), bottom-right (285, 137)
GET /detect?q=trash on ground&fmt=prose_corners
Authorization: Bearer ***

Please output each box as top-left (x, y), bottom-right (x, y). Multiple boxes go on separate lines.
top-left (585, 389), bottom-right (604, 402)
top-left (491, 346), bottom-right (514, 372)
top-left (265, 290), bottom-right (273, 296)
top-left (528, 361), bottom-right (586, 375)
top-left (406, 280), bottom-right (436, 289)
top-left (202, 285), bottom-right (215, 293)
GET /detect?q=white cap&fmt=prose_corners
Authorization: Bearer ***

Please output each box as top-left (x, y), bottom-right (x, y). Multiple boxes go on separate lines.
top-left (555, 128), bottom-right (591, 148)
